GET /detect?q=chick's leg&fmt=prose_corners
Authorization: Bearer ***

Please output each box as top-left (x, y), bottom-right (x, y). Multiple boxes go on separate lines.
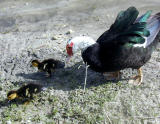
top-left (24, 100), bottom-right (30, 105)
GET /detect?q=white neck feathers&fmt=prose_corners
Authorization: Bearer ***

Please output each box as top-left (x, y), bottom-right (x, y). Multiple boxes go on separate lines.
top-left (71, 36), bottom-right (96, 53)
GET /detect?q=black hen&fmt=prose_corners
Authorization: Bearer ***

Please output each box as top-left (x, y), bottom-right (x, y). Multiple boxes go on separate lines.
top-left (66, 7), bottom-right (160, 84)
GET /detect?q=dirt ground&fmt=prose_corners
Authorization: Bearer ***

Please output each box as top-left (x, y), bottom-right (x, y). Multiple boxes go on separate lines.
top-left (0, 0), bottom-right (160, 123)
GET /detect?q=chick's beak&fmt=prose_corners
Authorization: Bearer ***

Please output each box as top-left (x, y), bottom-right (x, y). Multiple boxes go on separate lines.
top-left (7, 93), bottom-right (17, 100)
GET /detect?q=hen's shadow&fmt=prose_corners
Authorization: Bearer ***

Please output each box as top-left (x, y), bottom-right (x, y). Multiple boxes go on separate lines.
top-left (16, 62), bottom-right (128, 91)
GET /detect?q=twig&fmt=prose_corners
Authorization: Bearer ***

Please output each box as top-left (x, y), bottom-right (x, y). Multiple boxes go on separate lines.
top-left (78, 65), bottom-right (82, 69)
top-left (35, 45), bottom-right (49, 50)
top-left (103, 107), bottom-right (112, 124)
top-left (106, 114), bottom-right (112, 124)
top-left (83, 63), bottom-right (89, 93)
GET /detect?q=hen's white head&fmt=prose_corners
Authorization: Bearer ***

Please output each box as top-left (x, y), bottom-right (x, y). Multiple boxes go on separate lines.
top-left (66, 36), bottom-right (96, 57)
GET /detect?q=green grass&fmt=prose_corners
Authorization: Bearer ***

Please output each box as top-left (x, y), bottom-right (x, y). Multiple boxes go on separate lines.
top-left (1, 76), bottom-right (160, 123)
top-left (47, 83), bottom-right (119, 123)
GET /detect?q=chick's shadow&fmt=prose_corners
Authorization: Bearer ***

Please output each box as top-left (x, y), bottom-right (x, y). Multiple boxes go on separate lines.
top-left (0, 99), bottom-right (29, 108)
top-left (16, 61), bottom-right (114, 91)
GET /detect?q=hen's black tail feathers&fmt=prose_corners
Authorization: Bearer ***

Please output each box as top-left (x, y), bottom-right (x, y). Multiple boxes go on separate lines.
top-left (110, 7), bottom-right (139, 33)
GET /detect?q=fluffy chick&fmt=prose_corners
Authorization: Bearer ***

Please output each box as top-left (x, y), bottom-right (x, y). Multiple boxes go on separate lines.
top-left (7, 83), bottom-right (43, 104)
top-left (32, 59), bottom-right (65, 77)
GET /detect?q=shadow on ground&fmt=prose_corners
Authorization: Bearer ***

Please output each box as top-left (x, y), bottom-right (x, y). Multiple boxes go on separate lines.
top-left (15, 61), bottom-right (129, 91)
top-left (0, 98), bottom-right (29, 108)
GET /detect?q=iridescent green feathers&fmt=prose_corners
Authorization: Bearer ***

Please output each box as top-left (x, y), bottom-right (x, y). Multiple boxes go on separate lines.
top-left (112, 7), bottom-right (152, 46)
top-left (97, 7), bottom-right (152, 47)
top-left (110, 7), bottom-right (139, 32)
top-left (138, 10), bottom-right (152, 23)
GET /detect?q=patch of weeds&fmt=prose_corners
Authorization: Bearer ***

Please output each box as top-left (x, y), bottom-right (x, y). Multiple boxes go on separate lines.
top-left (52, 108), bottom-right (58, 116)
top-left (1, 109), bottom-right (11, 121)
top-left (48, 95), bottom-right (59, 104)
top-left (0, 86), bottom-right (2, 91)
top-left (10, 103), bottom-right (18, 109)
top-left (1, 106), bottom-right (22, 122)
top-left (47, 96), bottom-right (60, 119)
top-left (31, 114), bottom-right (41, 122)
top-left (46, 122), bottom-right (56, 124)
top-left (47, 82), bottom-right (118, 123)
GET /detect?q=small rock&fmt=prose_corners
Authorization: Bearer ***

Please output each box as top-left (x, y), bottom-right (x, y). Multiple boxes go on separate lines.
top-left (66, 29), bottom-right (74, 35)
top-left (62, 24), bottom-right (67, 28)
top-left (27, 119), bottom-right (31, 123)
top-left (6, 120), bottom-right (11, 124)
top-left (25, 3), bottom-right (29, 6)
top-left (51, 36), bottom-right (58, 40)
top-left (42, 34), bottom-right (47, 38)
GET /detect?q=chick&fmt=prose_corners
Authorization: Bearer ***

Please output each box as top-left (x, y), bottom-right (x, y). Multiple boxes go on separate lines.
top-left (32, 59), bottom-right (65, 77)
top-left (7, 83), bottom-right (43, 104)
